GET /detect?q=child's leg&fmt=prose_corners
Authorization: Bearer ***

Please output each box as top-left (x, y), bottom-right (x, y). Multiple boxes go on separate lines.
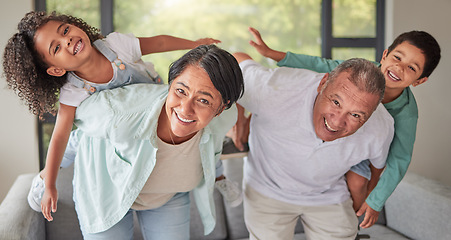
top-left (214, 160), bottom-right (243, 207)
top-left (346, 160), bottom-right (371, 211)
top-left (345, 171), bottom-right (368, 211)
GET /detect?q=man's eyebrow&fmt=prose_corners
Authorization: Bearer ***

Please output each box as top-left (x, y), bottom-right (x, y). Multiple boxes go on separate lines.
top-left (331, 93), bottom-right (368, 118)
top-left (176, 82), bottom-right (215, 99)
top-left (49, 23), bottom-right (65, 55)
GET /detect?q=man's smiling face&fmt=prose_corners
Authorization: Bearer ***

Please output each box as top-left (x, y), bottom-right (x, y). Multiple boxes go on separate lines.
top-left (312, 72), bottom-right (380, 142)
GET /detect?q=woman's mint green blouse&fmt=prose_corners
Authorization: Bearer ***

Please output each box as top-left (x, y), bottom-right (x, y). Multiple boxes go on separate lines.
top-left (72, 83), bottom-right (237, 234)
top-left (278, 52), bottom-right (418, 211)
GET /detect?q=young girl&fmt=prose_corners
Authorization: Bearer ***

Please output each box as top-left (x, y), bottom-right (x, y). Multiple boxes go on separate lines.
top-left (3, 11), bottom-right (240, 222)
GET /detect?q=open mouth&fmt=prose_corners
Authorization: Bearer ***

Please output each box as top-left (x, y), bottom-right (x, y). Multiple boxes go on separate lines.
top-left (73, 40), bottom-right (83, 55)
top-left (387, 70), bottom-right (401, 82)
top-left (175, 111), bottom-right (195, 123)
top-left (324, 118), bottom-right (337, 132)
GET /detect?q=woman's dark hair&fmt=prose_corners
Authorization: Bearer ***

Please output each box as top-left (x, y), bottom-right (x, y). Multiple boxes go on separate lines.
top-left (387, 30), bottom-right (441, 79)
top-left (168, 45), bottom-right (244, 109)
top-left (2, 11), bottom-right (103, 119)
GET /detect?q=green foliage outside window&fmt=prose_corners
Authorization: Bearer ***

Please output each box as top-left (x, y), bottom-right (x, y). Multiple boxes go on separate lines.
top-left (113, 0), bottom-right (322, 82)
top-left (42, 0), bottom-right (378, 162)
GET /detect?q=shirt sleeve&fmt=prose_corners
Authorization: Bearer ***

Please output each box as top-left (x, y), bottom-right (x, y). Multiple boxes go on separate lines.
top-left (236, 60), bottom-right (268, 114)
top-left (277, 52), bottom-right (343, 73)
top-left (366, 115), bottom-right (417, 211)
top-left (104, 32), bottom-right (142, 63)
top-left (59, 82), bottom-right (90, 107)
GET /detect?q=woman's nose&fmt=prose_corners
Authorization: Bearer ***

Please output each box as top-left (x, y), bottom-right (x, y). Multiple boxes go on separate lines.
top-left (179, 99), bottom-right (195, 115)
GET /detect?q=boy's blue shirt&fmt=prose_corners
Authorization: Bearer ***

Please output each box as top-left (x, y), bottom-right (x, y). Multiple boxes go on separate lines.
top-left (278, 52), bottom-right (418, 211)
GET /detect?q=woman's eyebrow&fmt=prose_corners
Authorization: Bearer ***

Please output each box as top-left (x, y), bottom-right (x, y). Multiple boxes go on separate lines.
top-left (176, 82), bottom-right (214, 99)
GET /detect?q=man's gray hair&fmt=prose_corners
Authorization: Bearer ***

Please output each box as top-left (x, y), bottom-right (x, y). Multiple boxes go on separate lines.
top-left (327, 58), bottom-right (385, 103)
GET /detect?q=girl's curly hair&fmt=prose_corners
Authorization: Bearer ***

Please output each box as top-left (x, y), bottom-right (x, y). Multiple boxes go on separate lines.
top-left (2, 11), bottom-right (103, 119)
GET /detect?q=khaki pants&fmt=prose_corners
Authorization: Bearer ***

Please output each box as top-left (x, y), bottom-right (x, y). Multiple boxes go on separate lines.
top-left (244, 184), bottom-right (358, 240)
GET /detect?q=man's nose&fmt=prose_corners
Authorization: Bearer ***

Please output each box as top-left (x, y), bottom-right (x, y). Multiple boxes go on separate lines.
top-left (331, 112), bottom-right (347, 129)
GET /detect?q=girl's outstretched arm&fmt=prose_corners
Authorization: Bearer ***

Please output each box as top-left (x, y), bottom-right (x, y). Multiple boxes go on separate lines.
top-left (138, 35), bottom-right (221, 55)
top-left (41, 103), bottom-right (76, 221)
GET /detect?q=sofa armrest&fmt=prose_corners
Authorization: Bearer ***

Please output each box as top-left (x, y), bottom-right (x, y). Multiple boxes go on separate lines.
top-left (0, 173), bottom-right (45, 240)
top-left (385, 172), bottom-right (451, 239)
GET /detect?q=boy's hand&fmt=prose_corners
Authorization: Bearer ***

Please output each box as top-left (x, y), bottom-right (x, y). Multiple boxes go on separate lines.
top-left (356, 201), bottom-right (379, 228)
top-left (195, 38), bottom-right (221, 46)
top-left (248, 27), bottom-right (286, 62)
top-left (41, 186), bottom-right (58, 221)
top-left (248, 27), bottom-right (271, 57)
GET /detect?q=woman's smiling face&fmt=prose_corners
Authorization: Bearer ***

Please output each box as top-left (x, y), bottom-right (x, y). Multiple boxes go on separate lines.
top-left (163, 65), bottom-right (224, 143)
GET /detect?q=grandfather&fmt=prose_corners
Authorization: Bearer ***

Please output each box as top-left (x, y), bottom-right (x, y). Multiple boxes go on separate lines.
top-left (232, 53), bottom-right (394, 240)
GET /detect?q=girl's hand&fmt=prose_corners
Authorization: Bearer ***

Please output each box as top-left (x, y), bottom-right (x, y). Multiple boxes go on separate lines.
top-left (195, 38), bottom-right (221, 46)
top-left (41, 186), bottom-right (58, 221)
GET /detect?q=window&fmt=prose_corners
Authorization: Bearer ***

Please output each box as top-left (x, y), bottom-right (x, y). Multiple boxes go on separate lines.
top-left (322, 0), bottom-right (385, 61)
top-left (35, 0), bottom-right (384, 168)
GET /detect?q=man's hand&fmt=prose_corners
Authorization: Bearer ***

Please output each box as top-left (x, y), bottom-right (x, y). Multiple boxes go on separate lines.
top-left (41, 186), bottom-right (58, 221)
top-left (356, 201), bottom-right (380, 228)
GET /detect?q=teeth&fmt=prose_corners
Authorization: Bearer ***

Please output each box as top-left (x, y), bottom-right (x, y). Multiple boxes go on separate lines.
top-left (176, 111), bottom-right (194, 123)
top-left (388, 71), bottom-right (400, 81)
top-left (74, 41), bottom-right (81, 55)
top-left (324, 119), bottom-right (337, 132)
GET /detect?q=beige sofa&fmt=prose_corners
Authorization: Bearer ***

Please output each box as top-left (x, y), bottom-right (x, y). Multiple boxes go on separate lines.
top-left (1, 157), bottom-right (451, 239)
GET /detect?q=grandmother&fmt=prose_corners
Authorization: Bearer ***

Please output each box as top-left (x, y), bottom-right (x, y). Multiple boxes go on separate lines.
top-left (72, 45), bottom-right (244, 239)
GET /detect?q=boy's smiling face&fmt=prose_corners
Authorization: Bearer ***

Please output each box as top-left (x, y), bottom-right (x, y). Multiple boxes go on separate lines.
top-left (380, 41), bottom-right (428, 92)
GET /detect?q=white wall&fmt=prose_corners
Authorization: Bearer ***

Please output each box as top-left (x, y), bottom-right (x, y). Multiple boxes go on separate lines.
top-left (0, 1), bottom-right (37, 202)
top-left (386, 0), bottom-right (451, 186)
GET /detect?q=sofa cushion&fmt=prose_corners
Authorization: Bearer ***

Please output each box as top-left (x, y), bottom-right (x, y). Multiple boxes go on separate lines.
top-left (385, 172), bottom-right (451, 240)
top-left (358, 225), bottom-right (409, 239)
top-left (0, 173), bottom-right (45, 240)
top-left (47, 166), bottom-right (83, 240)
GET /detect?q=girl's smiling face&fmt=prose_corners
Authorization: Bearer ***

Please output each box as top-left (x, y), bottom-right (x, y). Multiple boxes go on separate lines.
top-left (34, 20), bottom-right (93, 76)
top-left (162, 65), bottom-right (224, 143)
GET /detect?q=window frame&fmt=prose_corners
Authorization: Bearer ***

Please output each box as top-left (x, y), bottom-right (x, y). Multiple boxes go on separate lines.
top-left (322, 0), bottom-right (385, 61)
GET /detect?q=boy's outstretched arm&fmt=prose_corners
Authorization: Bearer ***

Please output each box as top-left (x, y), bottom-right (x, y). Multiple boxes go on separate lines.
top-left (139, 36), bottom-right (221, 55)
top-left (248, 27), bottom-right (344, 72)
top-left (248, 27), bottom-right (286, 62)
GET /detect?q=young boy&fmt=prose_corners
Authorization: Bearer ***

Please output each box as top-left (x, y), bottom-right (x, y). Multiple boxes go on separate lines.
top-left (236, 27), bottom-right (441, 228)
